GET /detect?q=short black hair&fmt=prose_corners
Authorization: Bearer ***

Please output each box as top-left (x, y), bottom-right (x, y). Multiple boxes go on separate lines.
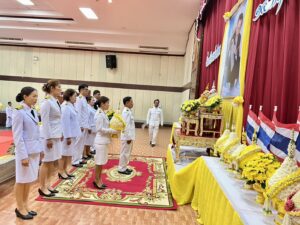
top-left (123, 96), bottom-right (132, 105)
top-left (8, 101), bottom-right (11, 104)
top-left (154, 99), bottom-right (160, 103)
top-left (93, 90), bottom-right (100, 95)
top-left (95, 96), bottom-right (109, 109)
top-left (63, 89), bottom-right (76, 101)
top-left (78, 84), bottom-right (88, 92)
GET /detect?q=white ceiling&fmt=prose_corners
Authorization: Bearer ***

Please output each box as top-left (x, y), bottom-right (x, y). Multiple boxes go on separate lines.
top-left (0, 0), bottom-right (201, 55)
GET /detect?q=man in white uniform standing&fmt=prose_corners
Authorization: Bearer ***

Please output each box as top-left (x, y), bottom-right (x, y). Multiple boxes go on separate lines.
top-left (72, 84), bottom-right (90, 167)
top-left (118, 96), bottom-right (135, 175)
top-left (147, 99), bottom-right (163, 147)
top-left (6, 101), bottom-right (13, 128)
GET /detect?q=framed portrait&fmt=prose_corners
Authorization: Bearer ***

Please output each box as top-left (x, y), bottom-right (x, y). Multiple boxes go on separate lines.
top-left (218, 0), bottom-right (252, 98)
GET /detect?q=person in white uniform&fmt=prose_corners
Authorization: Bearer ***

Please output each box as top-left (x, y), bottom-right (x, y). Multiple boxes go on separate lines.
top-left (146, 99), bottom-right (164, 147)
top-left (118, 96), bottom-right (135, 175)
top-left (90, 90), bottom-right (101, 155)
top-left (5, 101), bottom-right (13, 128)
top-left (72, 84), bottom-right (90, 167)
top-left (59, 89), bottom-right (81, 179)
top-left (84, 96), bottom-right (97, 159)
top-left (12, 87), bottom-right (43, 220)
top-left (39, 80), bottom-right (63, 197)
top-left (93, 96), bottom-right (117, 189)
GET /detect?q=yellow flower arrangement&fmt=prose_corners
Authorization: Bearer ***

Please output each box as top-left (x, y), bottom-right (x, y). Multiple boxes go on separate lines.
top-left (233, 96), bottom-right (244, 105)
top-left (242, 153), bottom-right (281, 189)
top-left (106, 109), bottom-right (115, 121)
top-left (109, 113), bottom-right (126, 131)
top-left (0, 102), bottom-right (4, 110)
top-left (203, 95), bottom-right (222, 108)
top-left (265, 170), bottom-right (300, 199)
top-left (180, 99), bottom-right (200, 113)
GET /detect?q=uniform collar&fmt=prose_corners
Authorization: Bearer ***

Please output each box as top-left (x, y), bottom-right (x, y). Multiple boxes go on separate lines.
top-left (21, 102), bottom-right (32, 111)
top-left (124, 107), bottom-right (131, 111)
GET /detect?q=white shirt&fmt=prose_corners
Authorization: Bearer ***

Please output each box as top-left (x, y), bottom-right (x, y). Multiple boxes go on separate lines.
top-left (40, 95), bottom-right (62, 139)
top-left (121, 107), bottom-right (135, 141)
top-left (12, 102), bottom-right (43, 160)
top-left (147, 107), bottom-right (164, 126)
top-left (94, 109), bottom-right (115, 145)
top-left (61, 102), bottom-right (81, 138)
top-left (6, 106), bottom-right (13, 118)
top-left (88, 105), bottom-right (97, 133)
top-left (75, 95), bottom-right (90, 129)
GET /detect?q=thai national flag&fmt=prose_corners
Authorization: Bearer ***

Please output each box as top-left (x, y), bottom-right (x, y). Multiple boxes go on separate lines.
top-left (246, 108), bottom-right (260, 144)
top-left (270, 111), bottom-right (300, 163)
top-left (257, 111), bottom-right (275, 153)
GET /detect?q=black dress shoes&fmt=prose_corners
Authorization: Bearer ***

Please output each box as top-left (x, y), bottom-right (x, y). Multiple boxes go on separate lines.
top-left (126, 168), bottom-right (133, 173)
top-left (15, 208), bottom-right (33, 220)
top-left (38, 188), bottom-right (55, 197)
top-left (72, 164), bottom-right (83, 168)
top-left (79, 161), bottom-right (87, 165)
top-left (66, 173), bottom-right (75, 178)
top-left (48, 188), bottom-right (59, 194)
top-left (93, 181), bottom-right (106, 190)
top-left (28, 211), bottom-right (37, 216)
top-left (58, 173), bottom-right (70, 180)
top-left (118, 170), bottom-right (131, 175)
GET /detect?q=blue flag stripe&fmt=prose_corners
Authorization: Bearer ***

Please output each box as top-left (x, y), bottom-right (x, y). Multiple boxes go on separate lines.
top-left (270, 132), bottom-right (290, 155)
top-left (258, 127), bottom-right (271, 149)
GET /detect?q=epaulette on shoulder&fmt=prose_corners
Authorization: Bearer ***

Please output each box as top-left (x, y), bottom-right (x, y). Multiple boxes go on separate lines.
top-left (45, 95), bottom-right (51, 100)
top-left (15, 105), bottom-right (23, 110)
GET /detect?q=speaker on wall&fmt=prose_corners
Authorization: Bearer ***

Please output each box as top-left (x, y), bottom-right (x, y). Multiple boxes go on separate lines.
top-left (106, 55), bottom-right (117, 69)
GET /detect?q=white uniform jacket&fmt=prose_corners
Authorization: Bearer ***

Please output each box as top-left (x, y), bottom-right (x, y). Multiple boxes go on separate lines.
top-left (146, 107), bottom-right (164, 127)
top-left (61, 102), bottom-right (81, 139)
top-left (88, 105), bottom-right (97, 133)
top-left (12, 102), bottom-right (43, 160)
top-left (94, 109), bottom-right (115, 145)
top-left (40, 96), bottom-right (63, 139)
top-left (75, 95), bottom-right (90, 129)
top-left (121, 107), bottom-right (135, 141)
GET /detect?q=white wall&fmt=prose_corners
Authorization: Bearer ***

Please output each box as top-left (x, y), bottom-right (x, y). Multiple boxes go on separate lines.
top-left (0, 45), bottom-right (186, 123)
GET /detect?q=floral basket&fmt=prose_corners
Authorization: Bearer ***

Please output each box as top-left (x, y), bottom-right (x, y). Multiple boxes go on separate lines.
top-left (109, 113), bottom-right (126, 138)
top-left (181, 99), bottom-right (200, 114)
top-left (242, 153), bottom-right (281, 204)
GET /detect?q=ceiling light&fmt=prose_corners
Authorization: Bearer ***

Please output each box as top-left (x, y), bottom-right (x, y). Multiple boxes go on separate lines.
top-left (17, 0), bottom-right (34, 6)
top-left (79, 8), bottom-right (98, 20)
top-left (108, 0), bottom-right (112, 3)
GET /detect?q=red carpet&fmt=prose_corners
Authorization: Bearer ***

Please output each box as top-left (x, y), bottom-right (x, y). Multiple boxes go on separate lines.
top-left (0, 130), bottom-right (13, 156)
top-left (36, 156), bottom-right (177, 210)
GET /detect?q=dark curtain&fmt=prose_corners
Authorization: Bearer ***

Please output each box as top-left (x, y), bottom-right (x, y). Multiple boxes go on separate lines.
top-left (243, 0), bottom-right (300, 124)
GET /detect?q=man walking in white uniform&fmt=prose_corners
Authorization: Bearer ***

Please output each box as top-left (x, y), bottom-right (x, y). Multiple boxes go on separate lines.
top-left (5, 101), bottom-right (13, 128)
top-left (147, 99), bottom-right (163, 147)
top-left (118, 96), bottom-right (135, 175)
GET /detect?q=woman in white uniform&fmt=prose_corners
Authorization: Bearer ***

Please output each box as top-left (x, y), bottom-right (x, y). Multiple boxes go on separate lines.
top-left (12, 87), bottom-right (43, 220)
top-left (59, 89), bottom-right (81, 179)
top-left (39, 80), bottom-right (63, 197)
top-left (93, 96), bottom-right (117, 189)
top-left (84, 96), bottom-right (97, 159)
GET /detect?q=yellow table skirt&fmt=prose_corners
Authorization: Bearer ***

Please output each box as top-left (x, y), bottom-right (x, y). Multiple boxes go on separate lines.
top-left (166, 147), bottom-right (243, 225)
